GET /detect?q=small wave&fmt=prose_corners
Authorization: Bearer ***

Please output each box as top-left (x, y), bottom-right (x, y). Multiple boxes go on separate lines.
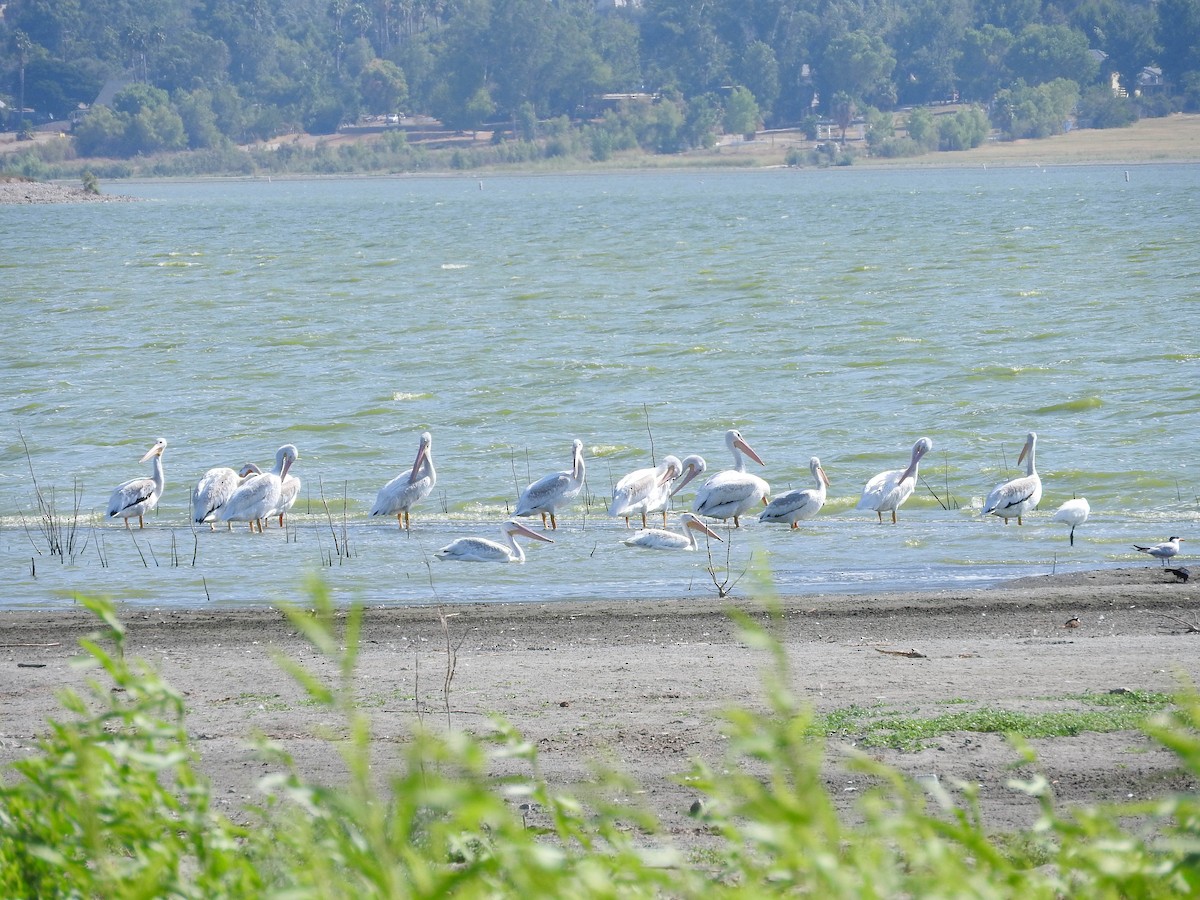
top-left (1035, 397), bottom-right (1103, 414)
top-left (392, 392), bottom-right (433, 401)
top-left (441, 263), bottom-right (469, 270)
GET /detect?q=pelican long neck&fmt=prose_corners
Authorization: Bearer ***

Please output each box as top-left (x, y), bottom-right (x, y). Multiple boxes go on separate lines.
top-left (730, 445), bottom-right (747, 473)
top-left (1024, 441), bottom-right (1037, 477)
top-left (504, 531), bottom-right (525, 562)
top-left (901, 452), bottom-right (921, 482)
top-left (151, 454), bottom-right (165, 492)
top-left (572, 446), bottom-right (585, 484)
top-left (272, 452), bottom-right (287, 476)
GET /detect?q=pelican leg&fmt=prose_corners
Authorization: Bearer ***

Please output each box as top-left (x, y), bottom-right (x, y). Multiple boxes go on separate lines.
top-left (876, 511), bottom-right (883, 524)
top-left (1069, 527), bottom-right (1075, 546)
top-left (1017, 516), bottom-right (1024, 526)
top-left (404, 511), bottom-right (411, 531)
top-left (791, 521), bottom-right (799, 530)
top-left (278, 513), bottom-right (285, 528)
top-left (549, 513), bottom-right (558, 530)
top-left (396, 513), bottom-right (404, 529)
top-left (623, 517), bottom-right (630, 529)
top-left (641, 512), bottom-right (648, 529)
top-left (138, 516), bottom-right (145, 529)
top-left (540, 512), bottom-right (548, 528)
top-left (733, 516), bottom-right (741, 528)
top-left (891, 510), bottom-right (897, 525)
top-left (661, 511), bottom-right (668, 527)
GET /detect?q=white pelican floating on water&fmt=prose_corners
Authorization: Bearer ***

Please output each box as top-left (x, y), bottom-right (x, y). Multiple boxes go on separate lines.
top-left (856, 437), bottom-right (932, 524)
top-left (760, 457), bottom-right (829, 528)
top-left (609, 455), bottom-right (682, 529)
top-left (435, 519), bottom-right (554, 562)
top-left (1134, 536), bottom-right (1183, 566)
top-left (679, 430), bottom-right (769, 527)
top-left (620, 512), bottom-right (723, 551)
top-left (515, 438), bottom-right (585, 529)
top-left (193, 462), bottom-right (260, 530)
top-left (370, 431), bottom-right (436, 530)
top-left (107, 439), bottom-right (168, 529)
top-left (982, 431), bottom-right (1041, 525)
top-left (219, 444), bottom-right (298, 533)
top-left (1051, 497), bottom-right (1090, 545)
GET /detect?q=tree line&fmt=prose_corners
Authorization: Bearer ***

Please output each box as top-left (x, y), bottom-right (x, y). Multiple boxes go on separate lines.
top-left (2, 0), bottom-right (1199, 166)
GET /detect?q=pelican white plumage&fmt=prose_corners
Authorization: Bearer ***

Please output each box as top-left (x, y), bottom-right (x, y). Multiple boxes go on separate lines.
top-left (609, 455), bottom-right (683, 529)
top-left (856, 437), bottom-right (932, 524)
top-left (515, 438), bottom-right (585, 529)
top-left (982, 431), bottom-right (1041, 525)
top-left (193, 462), bottom-right (260, 530)
top-left (435, 519), bottom-right (554, 562)
top-left (219, 444), bottom-right (298, 533)
top-left (682, 430), bottom-right (769, 527)
top-left (620, 512), bottom-right (723, 551)
top-left (1051, 497), bottom-right (1090, 545)
top-left (760, 457), bottom-right (829, 528)
top-left (1134, 536), bottom-right (1183, 566)
top-left (271, 466), bottom-right (301, 528)
top-left (107, 439), bottom-right (168, 529)
top-left (370, 431), bottom-right (436, 530)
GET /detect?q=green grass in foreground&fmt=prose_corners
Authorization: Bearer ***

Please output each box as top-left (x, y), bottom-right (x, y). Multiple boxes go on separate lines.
top-left (2, 585), bottom-right (1199, 897)
top-left (817, 691), bottom-right (1174, 752)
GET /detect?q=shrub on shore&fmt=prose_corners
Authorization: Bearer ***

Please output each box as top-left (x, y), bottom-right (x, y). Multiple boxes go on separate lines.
top-left (2, 588), bottom-right (1199, 897)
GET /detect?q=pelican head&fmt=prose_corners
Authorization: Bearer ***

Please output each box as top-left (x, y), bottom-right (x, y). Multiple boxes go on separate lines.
top-left (411, 431), bottom-right (433, 477)
top-left (140, 438), bottom-right (168, 462)
top-left (727, 429), bottom-right (765, 467)
top-left (679, 512), bottom-right (723, 543)
top-left (503, 519), bottom-right (554, 544)
top-left (1017, 431), bottom-right (1037, 466)
top-left (810, 456), bottom-right (830, 486)
top-left (670, 455), bottom-right (707, 497)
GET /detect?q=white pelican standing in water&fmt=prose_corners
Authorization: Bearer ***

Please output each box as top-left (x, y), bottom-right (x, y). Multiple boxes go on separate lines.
top-left (684, 430), bottom-right (769, 527)
top-left (760, 457), bottom-right (829, 528)
top-left (982, 431), bottom-right (1041, 525)
top-left (435, 519), bottom-right (554, 562)
top-left (609, 455), bottom-right (683, 528)
top-left (193, 462), bottom-right (260, 530)
top-left (1051, 497), bottom-right (1090, 545)
top-left (856, 437), bottom-right (933, 524)
top-left (515, 438), bottom-right (585, 529)
top-left (271, 463), bottom-right (302, 528)
top-left (620, 512), bottom-right (723, 551)
top-left (1134, 536), bottom-right (1183, 566)
top-left (370, 431), bottom-right (436, 530)
top-left (219, 444), bottom-right (298, 533)
top-left (107, 438), bottom-right (168, 529)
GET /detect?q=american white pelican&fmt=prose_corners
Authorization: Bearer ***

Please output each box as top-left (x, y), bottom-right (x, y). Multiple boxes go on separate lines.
top-left (370, 431), bottom-right (436, 530)
top-left (856, 437), bottom-right (932, 524)
top-left (1134, 537), bottom-right (1183, 566)
top-left (271, 466), bottom-right (301, 528)
top-left (219, 444), bottom-right (298, 533)
top-left (193, 463), bottom-right (260, 530)
top-left (515, 438), bottom-right (585, 529)
top-left (620, 512), bottom-right (723, 551)
top-left (685, 430), bottom-right (769, 527)
top-left (609, 455), bottom-right (683, 529)
top-left (107, 439), bottom-right (167, 529)
top-left (435, 519), bottom-right (554, 562)
top-left (982, 431), bottom-right (1041, 525)
top-left (760, 457), bottom-right (829, 528)
top-left (1051, 497), bottom-right (1090, 545)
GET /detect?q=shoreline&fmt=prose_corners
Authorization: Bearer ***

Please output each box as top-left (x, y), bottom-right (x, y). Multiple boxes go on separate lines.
top-left (3, 566), bottom-right (1197, 844)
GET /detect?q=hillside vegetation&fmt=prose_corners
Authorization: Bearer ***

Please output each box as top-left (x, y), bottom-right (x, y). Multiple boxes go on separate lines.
top-left (2, 0), bottom-right (1200, 175)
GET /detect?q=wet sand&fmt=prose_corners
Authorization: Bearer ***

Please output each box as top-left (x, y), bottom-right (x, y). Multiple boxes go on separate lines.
top-left (2, 565), bottom-right (1197, 846)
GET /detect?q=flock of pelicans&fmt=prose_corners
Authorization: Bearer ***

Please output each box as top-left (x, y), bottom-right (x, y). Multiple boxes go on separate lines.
top-left (104, 429), bottom-right (1185, 566)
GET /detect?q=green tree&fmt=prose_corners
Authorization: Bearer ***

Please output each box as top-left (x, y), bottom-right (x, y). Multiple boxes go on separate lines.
top-left (830, 90), bottom-right (856, 143)
top-left (905, 105), bottom-right (938, 150)
top-left (937, 105), bottom-right (990, 149)
top-left (818, 30), bottom-right (896, 112)
top-left (359, 58), bottom-right (408, 114)
top-left (992, 78), bottom-right (1081, 138)
top-left (892, 0), bottom-right (970, 105)
top-left (723, 86), bottom-right (760, 138)
top-left (1157, 0), bottom-right (1200, 100)
top-left (959, 25), bottom-right (1014, 101)
top-left (737, 41), bottom-right (780, 125)
top-left (1006, 24), bottom-right (1099, 87)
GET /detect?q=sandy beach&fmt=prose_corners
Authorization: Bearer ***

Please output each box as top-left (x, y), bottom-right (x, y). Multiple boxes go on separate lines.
top-left (2, 565), bottom-right (1197, 847)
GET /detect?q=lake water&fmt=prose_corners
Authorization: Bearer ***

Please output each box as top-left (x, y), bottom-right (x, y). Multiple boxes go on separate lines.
top-left (2, 165), bottom-right (1197, 610)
